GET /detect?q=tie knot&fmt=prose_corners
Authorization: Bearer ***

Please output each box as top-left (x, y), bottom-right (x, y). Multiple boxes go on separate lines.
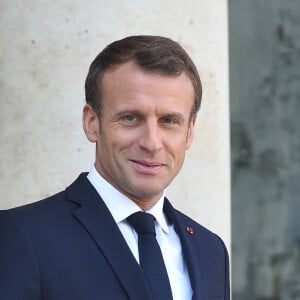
top-left (127, 212), bottom-right (156, 235)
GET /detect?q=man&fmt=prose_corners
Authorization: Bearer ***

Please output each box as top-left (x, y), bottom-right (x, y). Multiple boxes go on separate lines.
top-left (0, 36), bottom-right (230, 299)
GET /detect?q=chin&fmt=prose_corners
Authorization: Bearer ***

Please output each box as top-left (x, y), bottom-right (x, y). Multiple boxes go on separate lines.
top-left (130, 185), bottom-right (165, 199)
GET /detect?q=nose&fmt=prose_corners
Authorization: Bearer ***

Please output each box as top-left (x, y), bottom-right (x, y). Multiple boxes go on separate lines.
top-left (138, 120), bottom-right (162, 153)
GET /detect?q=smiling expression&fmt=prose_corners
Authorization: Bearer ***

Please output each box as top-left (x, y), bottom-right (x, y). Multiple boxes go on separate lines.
top-left (83, 60), bottom-right (196, 210)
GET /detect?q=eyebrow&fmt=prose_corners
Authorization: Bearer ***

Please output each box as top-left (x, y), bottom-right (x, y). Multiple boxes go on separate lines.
top-left (113, 110), bottom-right (186, 121)
top-left (161, 112), bottom-right (186, 122)
top-left (113, 109), bottom-right (145, 119)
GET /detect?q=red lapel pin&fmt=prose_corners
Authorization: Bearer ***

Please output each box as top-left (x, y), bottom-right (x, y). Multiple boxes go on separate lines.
top-left (186, 226), bottom-right (194, 234)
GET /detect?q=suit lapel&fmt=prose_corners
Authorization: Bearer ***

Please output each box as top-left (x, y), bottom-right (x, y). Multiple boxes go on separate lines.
top-left (66, 173), bottom-right (152, 300)
top-left (164, 198), bottom-right (209, 300)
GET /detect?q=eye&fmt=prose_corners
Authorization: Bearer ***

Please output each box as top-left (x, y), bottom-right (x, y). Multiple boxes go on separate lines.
top-left (161, 117), bottom-right (173, 124)
top-left (120, 114), bottom-right (140, 126)
top-left (124, 115), bottom-right (136, 122)
top-left (160, 116), bottom-right (180, 125)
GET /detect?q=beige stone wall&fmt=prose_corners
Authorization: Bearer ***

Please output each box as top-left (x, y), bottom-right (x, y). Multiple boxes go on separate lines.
top-left (0, 0), bottom-right (230, 248)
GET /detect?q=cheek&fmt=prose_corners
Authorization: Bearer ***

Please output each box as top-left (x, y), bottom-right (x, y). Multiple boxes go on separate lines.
top-left (110, 132), bottom-right (138, 153)
top-left (165, 138), bottom-right (187, 159)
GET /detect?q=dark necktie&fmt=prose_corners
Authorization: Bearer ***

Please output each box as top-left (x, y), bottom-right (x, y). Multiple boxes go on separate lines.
top-left (127, 212), bottom-right (173, 300)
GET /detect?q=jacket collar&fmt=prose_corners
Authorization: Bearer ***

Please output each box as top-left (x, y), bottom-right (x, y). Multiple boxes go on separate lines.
top-left (164, 198), bottom-right (209, 300)
top-left (66, 173), bottom-right (152, 300)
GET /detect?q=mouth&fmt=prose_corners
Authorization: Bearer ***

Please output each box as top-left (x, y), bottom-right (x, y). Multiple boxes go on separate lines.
top-left (128, 159), bottom-right (166, 174)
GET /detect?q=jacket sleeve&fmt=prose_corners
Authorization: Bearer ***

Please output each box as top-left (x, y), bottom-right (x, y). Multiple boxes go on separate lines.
top-left (0, 210), bottom-right (41, 300)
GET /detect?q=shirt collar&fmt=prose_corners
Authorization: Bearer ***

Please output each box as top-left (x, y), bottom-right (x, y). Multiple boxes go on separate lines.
top-left (87, 164), bottom-right (169, 233)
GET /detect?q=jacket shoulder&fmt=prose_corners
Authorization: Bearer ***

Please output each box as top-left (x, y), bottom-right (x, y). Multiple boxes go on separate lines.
top-left (1, 172), bottom-right (90, 220)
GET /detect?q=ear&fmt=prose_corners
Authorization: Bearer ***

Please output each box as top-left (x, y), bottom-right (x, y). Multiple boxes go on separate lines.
top-left (82, 104), bottom-right (100, 143)
top-left (185, 114), bottom-right (197, 150)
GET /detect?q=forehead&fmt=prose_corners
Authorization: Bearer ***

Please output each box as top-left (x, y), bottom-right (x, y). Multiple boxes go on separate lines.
top-left (100, 61), bottom-right (195, 106)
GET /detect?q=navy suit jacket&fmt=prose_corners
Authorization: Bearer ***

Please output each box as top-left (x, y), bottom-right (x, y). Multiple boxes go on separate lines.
top-left (0, 173), bottom-right (229, 299)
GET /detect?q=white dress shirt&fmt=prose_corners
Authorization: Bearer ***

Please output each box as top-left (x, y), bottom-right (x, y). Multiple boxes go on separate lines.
top-left (87, 164), bottom-right (192, 299)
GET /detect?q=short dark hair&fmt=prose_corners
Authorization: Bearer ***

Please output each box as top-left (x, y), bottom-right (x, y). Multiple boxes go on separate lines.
top-left (85, 35), bottom-right (202, 120)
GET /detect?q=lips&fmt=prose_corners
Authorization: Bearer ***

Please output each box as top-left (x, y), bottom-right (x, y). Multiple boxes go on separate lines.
top-left (129, 159), bottom-right (166, 175)
top-left (131, 160), bottom-right (162, 167)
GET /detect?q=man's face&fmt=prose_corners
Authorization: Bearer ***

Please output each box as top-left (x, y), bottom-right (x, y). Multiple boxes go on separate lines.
top-left (84, 60), bottom-right (196, 210)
